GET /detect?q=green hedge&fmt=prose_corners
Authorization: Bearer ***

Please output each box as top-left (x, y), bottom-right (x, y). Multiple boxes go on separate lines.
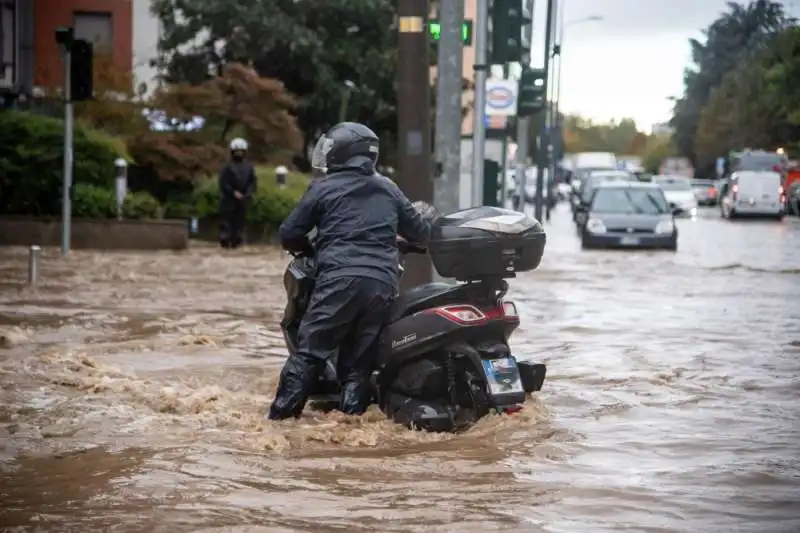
top-left (0, 110), bottom-right (310, 232)
top-left (192, 166), bottom-right (309, 227)
top-left (0, 111), bottom-right (130, 216)
top-left (72, 184), bottom-right (162, 219)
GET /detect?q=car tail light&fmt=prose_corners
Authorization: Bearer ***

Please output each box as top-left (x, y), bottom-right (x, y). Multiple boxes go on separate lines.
top-left (779, 185), bottom-right (784, 195)
top-left (433, 304), bottom-right (486, 324)
top-left (708, 186), bottom-right (716, 196)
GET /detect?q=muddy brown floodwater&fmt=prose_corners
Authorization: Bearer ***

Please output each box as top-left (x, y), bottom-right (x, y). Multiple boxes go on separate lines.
top-left (1, 207), bottom-right (799, 533)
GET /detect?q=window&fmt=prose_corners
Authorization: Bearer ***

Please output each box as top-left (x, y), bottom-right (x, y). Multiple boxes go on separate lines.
top-left (73, 11), bottom-right (112, 51)
top-left (0, 0), bottom-right (15, 87)
top-left (591, 188), bottom-right (669, 215)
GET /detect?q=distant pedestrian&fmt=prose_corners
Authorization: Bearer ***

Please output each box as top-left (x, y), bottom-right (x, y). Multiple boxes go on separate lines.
top-left (218, 138), bottom-right (256, 249)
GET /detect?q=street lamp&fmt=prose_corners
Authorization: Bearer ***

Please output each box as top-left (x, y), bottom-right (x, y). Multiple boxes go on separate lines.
top-left (338, 80), bottom-right (359, 123)
top-left (552, 14), bottom-right (603, 126)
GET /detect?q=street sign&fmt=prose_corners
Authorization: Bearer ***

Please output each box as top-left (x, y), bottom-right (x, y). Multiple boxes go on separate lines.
top-left (485, 78), bottom-right (517, 117)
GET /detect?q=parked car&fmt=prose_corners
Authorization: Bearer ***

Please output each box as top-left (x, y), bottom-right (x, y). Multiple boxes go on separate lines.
top-left (691, 178), bottom-right (719, 206)
top-left (579, 182), bottom-right (679, 251)
top-left (720, 170), bottom-right (785, 220)
top-left (651, 175), bottom-right (698, 217)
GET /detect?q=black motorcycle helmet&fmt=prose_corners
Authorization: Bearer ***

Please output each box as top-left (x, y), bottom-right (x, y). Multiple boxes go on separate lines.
top-left (311, 122), bottom-right (379, 175)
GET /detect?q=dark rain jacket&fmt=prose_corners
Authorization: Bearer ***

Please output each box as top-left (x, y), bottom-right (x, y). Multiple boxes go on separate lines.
top-left (219, 159), bottom-right (257, 202)
top-left (278, 170), bottom-right (431, 290)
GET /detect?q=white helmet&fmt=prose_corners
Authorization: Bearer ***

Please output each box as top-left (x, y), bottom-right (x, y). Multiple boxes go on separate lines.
top-left (229, 138), bottom-right (248, 151)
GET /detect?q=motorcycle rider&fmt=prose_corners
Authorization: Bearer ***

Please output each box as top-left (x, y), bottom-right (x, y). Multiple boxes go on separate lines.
top-left (268, 122), bottom-right (434, 420)
top-left (218, 138), bottom-right (257, 249)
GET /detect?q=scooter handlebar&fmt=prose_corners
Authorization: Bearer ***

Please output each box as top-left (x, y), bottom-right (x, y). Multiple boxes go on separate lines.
top-left (397, 238), bottom-right (427, 255)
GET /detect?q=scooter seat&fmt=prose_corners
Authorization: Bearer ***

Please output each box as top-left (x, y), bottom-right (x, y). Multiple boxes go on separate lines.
top-left (389, 282), bottom-right (457, 322)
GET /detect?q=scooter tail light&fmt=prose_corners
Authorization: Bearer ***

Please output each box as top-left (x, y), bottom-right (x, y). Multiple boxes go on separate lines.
top-left (434, 304), bottom-right (486, 324)
top-left (502, 301), bottom-right (518, 317)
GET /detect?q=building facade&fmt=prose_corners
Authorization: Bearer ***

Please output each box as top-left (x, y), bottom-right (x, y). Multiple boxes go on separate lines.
top-left (0, 0), bottom-right (139, 99)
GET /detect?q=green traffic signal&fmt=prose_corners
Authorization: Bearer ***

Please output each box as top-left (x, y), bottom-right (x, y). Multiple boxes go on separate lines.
top-left (429, 19), bottom-right (473, 46)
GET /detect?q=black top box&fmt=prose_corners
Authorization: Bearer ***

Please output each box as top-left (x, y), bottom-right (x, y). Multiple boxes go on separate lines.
top-left (427, 207), bottom-right (547, 281)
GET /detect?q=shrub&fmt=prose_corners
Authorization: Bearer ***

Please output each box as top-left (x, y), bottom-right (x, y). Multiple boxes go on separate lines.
top-left (0, 111), bottom-right (129, 216)
top-left (192, 166), bottom-right (309, 230)
top-left (123, 191), bottom-right (162, 219)
top-left (72, 184), bottom-right (117, 218)
top-left (70, 185), bottom-right (162, 219)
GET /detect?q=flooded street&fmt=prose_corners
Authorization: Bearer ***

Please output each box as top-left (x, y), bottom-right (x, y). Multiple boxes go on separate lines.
top-left (1, 207), bottom-right (799, 533)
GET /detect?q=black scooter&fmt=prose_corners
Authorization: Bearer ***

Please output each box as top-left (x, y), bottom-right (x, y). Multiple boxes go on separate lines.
top-left (280, 206), bottom-right (549, 432)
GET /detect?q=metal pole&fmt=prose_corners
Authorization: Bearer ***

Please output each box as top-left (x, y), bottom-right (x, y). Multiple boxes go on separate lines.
top-left (61, 48), bottom-right (73, 256)
top-left (545, 0), bottom-right (560, 220)
top-left (397, 0), bottom-right (433, 287)
top-left (553, 1), bottom-right (565, 133)
top-left (534, 0), bottom-right (555, 222)
top-left (471, 0), bottom-right (489, 207)
top-left (28, 245), bottom-right (41, 284)
top-left (515, 0), bottom-right (535, 213)
top-left (433, 0), bottom-right (464, 216)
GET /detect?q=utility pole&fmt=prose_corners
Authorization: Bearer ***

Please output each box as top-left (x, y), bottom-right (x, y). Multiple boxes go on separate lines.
top-left (471, 0), bottom-right (490, 206)
top-left (433, 0), bottom-right (464, 216)
top-left (544, 0), bottom-right (560, 220)
top-left (397, 0), bottom-right (433, 287)
top-left (533, 0), bottom-right (555, 222)
top-left (515, 0), bottom-right (535, 213)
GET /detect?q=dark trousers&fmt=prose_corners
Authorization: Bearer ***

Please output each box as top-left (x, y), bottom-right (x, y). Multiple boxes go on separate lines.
top-left (219, 197), bottom-right (246, 248)
top-left (269, 276), bottom-right (395, 419)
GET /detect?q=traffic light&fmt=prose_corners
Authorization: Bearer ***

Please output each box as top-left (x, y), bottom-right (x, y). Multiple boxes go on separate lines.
top-left (517, 67), bottom-right (546, 116)
top-left (70, 39), bottom-right (94, 101)
top-left (429, 19), bottom-right (474, 46)
top-left (520, 3), bottom-right (532, 63)
top-left (490, 0), bottom-right (524, 64)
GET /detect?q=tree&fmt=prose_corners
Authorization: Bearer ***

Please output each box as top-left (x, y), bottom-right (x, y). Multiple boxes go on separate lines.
top-left (74, 51), bottom-right (149, 137)
top-left (670, 1), bottom-right (794, 166)
top-left (127, 63), bottom-right (303, 187)
top-left (151, 0), bottom-right (400, 169)
top-left (561, 116), bottom-right (645, 155)
top-left (695, 26), bottom-right (800, 164)
top-left (640, 134), bottom-right (678, 174)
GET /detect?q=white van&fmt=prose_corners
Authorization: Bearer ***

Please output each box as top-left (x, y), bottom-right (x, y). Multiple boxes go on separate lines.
top-left (573, 152), bottom-right (617, 170)
top-left (720, 170), bottom-right (785, 219)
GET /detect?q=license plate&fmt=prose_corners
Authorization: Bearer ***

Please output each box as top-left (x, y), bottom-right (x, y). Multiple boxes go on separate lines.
top-left (620, 236), bottom-right (640, 245)
top-left (481, 357), bottom-right (524, 396)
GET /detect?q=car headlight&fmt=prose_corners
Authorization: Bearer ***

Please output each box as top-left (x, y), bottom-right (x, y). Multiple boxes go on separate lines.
top-left (655, 219), bottom-right (675, 234)
top-left (586, 217), bottom-right (606, 233)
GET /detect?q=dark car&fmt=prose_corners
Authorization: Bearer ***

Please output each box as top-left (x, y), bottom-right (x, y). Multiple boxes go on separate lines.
top-left (573, 170), bottom-right (636, 227)
top-left (580, 182), bottom-right (679, 251)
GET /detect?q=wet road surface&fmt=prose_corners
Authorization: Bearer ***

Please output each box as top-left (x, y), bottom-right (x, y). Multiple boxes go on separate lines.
top-left (1, 207), bottom-right (799, 533)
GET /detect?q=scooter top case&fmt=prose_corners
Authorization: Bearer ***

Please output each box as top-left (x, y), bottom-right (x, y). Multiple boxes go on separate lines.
top-left (426, 206), bottom-right (546, 281)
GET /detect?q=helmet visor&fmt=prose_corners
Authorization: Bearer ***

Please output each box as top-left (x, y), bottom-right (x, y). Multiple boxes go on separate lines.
top-left (311, 135), bottom-right (333, 172)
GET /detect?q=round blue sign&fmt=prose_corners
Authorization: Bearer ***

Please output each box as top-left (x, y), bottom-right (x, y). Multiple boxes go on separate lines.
top-left (487, 85), bottom-right (515, 110)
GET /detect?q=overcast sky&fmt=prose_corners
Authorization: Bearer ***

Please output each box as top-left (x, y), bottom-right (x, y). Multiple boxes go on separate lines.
top-left (527, 0), bottom-right (800, 131)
